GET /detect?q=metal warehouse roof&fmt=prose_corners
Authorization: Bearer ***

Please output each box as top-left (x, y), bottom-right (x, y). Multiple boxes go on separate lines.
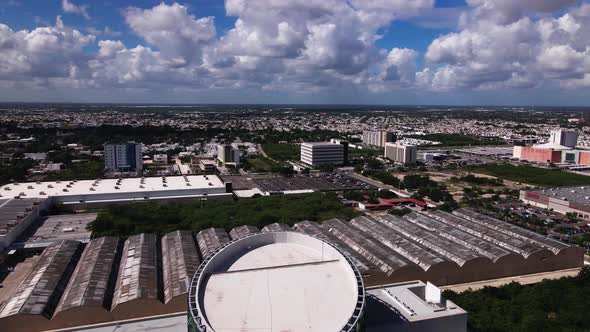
top-left (161, 231), bottom-right (200, 304)
top-left (322, 218), bottom-right (413, 276)
top-left (196, 228), bottom-right (230, 258)
top-left (293, 220), bottom-right (373, 272)
top-left (403, 212), bottom-right (511, 261)
top-left (111, 233), bottom-right (159, 308)
top-left (228, 225), bottom-right (260, 240)
top-left (261, 223), bottom-right (291, 232)
top-left (0, 175), bottom-right (226, 199)
top-left (378, 214), bottom-right (481, 266)
top-left (453, 209), bottom-right (569, 254)
top-left (425, 210), bottom-right (542, 258)
top-left (350, 216), bottom-right (447, 271)
top-left (55, 237), bottom-right (119, 313)
top-left (0, 240), bottom-right (82, 318)
top-left (0, 198), bottom-right (44, 235)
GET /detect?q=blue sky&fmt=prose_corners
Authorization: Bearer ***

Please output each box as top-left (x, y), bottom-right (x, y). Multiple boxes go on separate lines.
top-left (0, 0), bottom-right (589, 105)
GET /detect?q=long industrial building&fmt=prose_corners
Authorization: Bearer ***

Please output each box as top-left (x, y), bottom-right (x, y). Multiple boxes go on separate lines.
top-left (0, 175), bottom-right (233, 209)
top-left (521, 186), bottom-right (590, 219)
top-left (0, 209), bottom-right (583, 331)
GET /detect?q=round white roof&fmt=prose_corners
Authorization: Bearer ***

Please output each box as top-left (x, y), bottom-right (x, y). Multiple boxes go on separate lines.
top-left (189, 231), bottom-right (364, 332)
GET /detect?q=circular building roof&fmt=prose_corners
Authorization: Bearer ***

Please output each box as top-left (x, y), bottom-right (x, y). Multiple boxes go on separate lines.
top-left (189, 231), bottom-right (365, 332)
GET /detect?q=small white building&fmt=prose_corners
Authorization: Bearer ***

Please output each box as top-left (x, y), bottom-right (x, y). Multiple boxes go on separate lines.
top-left (153, 154), bottom-right (168, 164)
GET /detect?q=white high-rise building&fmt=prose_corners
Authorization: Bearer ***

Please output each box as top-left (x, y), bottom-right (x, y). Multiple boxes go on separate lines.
top-left (300, 142), bottom-right (345, 166)
top-left (549, 129), bottom-right (578, 148)
top-left (362, 131), bottom-right (395, 147)
top-left (104, 143), bottom-right (143, 173)
top-left (217, 144), bottom-right (241, 165)
top-left (384, 142), bottom-right (417, 165)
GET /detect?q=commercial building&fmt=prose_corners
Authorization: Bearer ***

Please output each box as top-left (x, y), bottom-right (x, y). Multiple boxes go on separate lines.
top-left (300, 142), bottom-right (347, 166)
top-left (216, 144), bottom-right (240, 166)
top-left (521, 186), bottom-right (590, 218)
top-left (0, 198), bottom-right (51, 251)
top-left (104, 143), bottom-right (143, 173)
top-left (549, 128), bottom-right (578, 148)
top-left (187, 231), bottom-right (365, 332)
top-left (362, 130), bottom-right (395, 147)
top-left (0, 175), bottom-right (233, 209)
top-left (153, 154), bottom-right (168, 165)
top-left (385, 142), bottom-right (417, 165)
top-left (198, 159), bottom-right (216, 174)
top-left (365, 281), bottom-right (467, 332)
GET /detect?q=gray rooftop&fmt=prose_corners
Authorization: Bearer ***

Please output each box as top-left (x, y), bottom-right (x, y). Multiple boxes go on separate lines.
top-left (196, 228), bottom-right (230, 258)
top-left (161, 230), bottom-right (200, 304)
top-left (426, 210), bottom-right (543, 258)
top-left (0, 240), bottom-right (82, 318)
top-left (261, 223), bottom-right (291, 233)
top-left (350, 216), bottom-right (447, 271)
top-left (453, 209), bottom-right (569, 254)
top-left (292, 220), bottom-right (373, 272)
top-left (530, 185), bottom-right (590, 207)
top-left (21, 213), bottom-right (97, 248)
top-left (322, 218), bottom-right (413, 276)
top-left (228, 225), bottom-right (260, 240)
top-left (403, 212), bottom-right (511, 261)
top-left (378, 214), bottom-right (481, 266)
top-left (112, 233), bottom-right (160, 308)
top-left (55, 237), bottom-right (119, 314)
top-left (0, 198), bottom-right (44, 236)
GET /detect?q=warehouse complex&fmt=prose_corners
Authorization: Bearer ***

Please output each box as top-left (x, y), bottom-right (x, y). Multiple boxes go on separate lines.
top-left (521, 186), bottom-right (590, 219)
top-left (0, 208), bottom-right (583, 331)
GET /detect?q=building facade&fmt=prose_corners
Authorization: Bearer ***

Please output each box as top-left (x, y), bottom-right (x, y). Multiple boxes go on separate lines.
top-left (217, 144), bottom-right (240, 165)
top-left (362, 131), bottom-right (395, 147)
top-left (384, 142), bottom-right (417, 165)
top-left (300, 142), bottom-right (346, 166)
top-left (104, 143), bottom-right (143, 173)
top-left (549, 129), bottom-right (578, 148)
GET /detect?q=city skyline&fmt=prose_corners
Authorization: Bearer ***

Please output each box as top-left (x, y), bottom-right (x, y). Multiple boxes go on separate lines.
top-left (0, 0), bottom-right (589, 106)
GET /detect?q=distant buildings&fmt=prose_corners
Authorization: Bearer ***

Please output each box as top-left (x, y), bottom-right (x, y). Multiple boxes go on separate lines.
top-left (104, 143), bottom-right (143, 173)
top-left (362, 130), bottom-right (395, 147)
top-left (217, 144), bottom-right (240, 166)
top-left (300, 141), bottom-right (347, 166)
top-left (153, 154), bottom-right (168, 165)
top-left (198, 159), bottom-right (216, 174)
top-left (512, 129), bottom-right (590, 165)
top-left (521, 186), bottom-right (590, 219)
top-left (549, 129), bottom-right (578, 148)
top-left (384, 142), bottom-right (417, 165)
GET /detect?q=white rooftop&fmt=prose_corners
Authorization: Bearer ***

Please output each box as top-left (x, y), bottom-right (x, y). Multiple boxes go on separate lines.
top-left (367, 281), bottom-right (466, 322)
top-left (0, 175), bottom-right (227, 201)
top-left (194, 232), bottom-right (362, 332)
top-left (532, 142), bottom-right (572, 150)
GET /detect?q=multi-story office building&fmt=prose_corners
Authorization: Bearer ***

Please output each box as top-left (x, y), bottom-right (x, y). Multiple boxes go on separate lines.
top-left (217, 144), bottom-right (240, 165)
top-left (549, 129), bottom-right (578, 148)
top-left (104, 143), bottom-right (143, 173)
top-left (362, 131), bottom-right (395, 147)
top-left (300, 142), bottom-right (346, 166)
top-left (385, 142), bottom-right (417, 165)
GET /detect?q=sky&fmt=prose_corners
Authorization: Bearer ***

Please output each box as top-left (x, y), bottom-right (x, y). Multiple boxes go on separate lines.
top-left (0, 0), bottom-right (590, 105)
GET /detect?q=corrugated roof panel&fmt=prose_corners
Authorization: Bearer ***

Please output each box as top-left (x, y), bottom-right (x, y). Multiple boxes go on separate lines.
top-left (261, 223), bottom-right (291, 233)
top-left (293, 220), bottom-right (373, 272)
top-left (322, 218), bottom-right (413, 275)
top-left (161, 230), bottom-right (200, 304)
top-left (111, 233), bottom-right (159, 308)
top-left (55, 237), bottom-right (119, 313)
top-left (228, 225), bottom-right (260, 240)
top-left (196, 228), bottom-right (230, 258)
top-left (0, 240), bottom-right (82, 319)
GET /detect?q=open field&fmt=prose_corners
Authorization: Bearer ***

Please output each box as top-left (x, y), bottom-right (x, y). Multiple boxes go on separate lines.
top-left (466, 163), bottom-right (590, 187)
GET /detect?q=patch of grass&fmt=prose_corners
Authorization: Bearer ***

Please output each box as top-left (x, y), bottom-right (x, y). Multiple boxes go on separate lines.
top-left (262, 143), bottom-right (300, 161)
top-left (244, 157), bottom-right (280, 172)
top-left (466, 163), bottom-right (590, 186)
